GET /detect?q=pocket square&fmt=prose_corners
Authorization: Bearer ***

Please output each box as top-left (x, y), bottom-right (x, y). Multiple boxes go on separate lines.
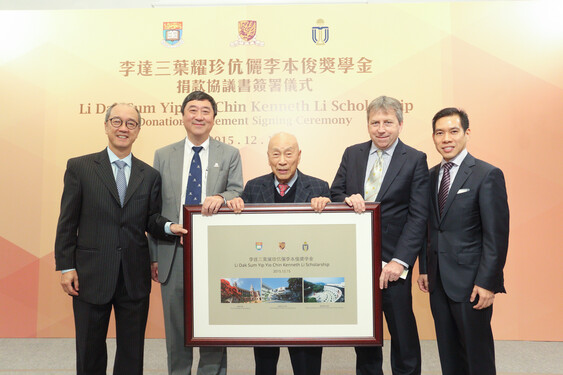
top-left (457, 188), bottom-right (470, 194)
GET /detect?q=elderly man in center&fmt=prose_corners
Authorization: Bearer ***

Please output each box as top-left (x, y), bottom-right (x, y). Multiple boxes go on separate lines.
top-left (227, 132), bottom-right (330, 375)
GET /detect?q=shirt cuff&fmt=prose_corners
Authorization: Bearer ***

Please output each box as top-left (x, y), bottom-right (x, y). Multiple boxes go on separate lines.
top-left (392, 258), bottom-right (409, 269)
top-left (61, 269), bottom-right (75, 273)
top-left (165, 222), bottom-right (173, 235)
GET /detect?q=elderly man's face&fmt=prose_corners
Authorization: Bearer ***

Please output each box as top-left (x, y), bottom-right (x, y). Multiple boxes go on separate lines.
top-left (105, 104), bottom-right (140, 155)
top-left (268, 134), bottom-right (301, 184)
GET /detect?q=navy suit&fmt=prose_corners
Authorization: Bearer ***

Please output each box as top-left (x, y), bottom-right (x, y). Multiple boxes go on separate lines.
top-left (55, 149), bottom-right (170, 375)
top-left (242, 171), bottom-right (329, 375)
top-left (420, 153), bottom-right (509, 375)
top-left (331, 139), bottom-right (429, 375)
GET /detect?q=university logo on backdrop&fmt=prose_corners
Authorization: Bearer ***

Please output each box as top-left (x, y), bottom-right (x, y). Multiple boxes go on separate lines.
top-left (312, 19), bottom-right (329, 45)
top-left (231, 20), bottom-right (264, 47)
top-left (162, 22), bottom-right (184, 47)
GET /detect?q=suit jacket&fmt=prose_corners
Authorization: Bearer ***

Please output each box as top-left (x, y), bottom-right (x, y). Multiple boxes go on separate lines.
top-left (149, 137), bottom-right (243, 283)
top-left (421, 153), bottom-right (509, 302)
top-left (331, 139), bottom-right (429, 266)
top-left (242, 170), bottom-right (330, 204)
top-left (54, 149), bottom-right (169, 305)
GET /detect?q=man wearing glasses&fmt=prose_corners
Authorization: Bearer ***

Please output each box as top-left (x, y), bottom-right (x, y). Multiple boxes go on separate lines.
top-left (55, 103), bottom-right (185, 375)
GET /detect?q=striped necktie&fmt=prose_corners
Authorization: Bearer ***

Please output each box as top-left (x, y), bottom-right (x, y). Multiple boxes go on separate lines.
top-left (438, 162), bottom-right (454, 216)
top-left (114, 160), bottom-right (127, 207)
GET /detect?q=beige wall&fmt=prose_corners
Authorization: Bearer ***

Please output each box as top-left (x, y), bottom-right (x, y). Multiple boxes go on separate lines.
top-left (1, 2), bottom-right (562, 341)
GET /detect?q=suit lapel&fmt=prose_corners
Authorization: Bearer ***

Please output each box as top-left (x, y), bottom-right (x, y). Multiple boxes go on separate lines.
top-left (170, 140), bottom-right (185, 216)
top-left (293, 170), bottom-right (309, 203)
top-left (430, 165), bottom-right (440, 223)
top-left (376, 139), bottom-right (407, 201)
top-left (94, 150), bottom-right (121, 206)
top-left (357, 141), bottom-right (371, 197)
top-left (260, 174), bottom-right (276, 203)
top-left (125, 155), bottom-right (144, 207)
top-left (206, 138), bottom-right (222, 196)
top-left (441, 154), bottom-right (475, 221)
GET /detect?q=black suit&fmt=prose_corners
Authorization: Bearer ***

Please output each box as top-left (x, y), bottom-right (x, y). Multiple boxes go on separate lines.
top-left (420, 153), bottom-right (509, 375)
top-left (55, 149), bottom-right (170, 375)
top-left (242, 171), bottom-right (329, 375)
top-left (331, 139), bottom-right (429, 375)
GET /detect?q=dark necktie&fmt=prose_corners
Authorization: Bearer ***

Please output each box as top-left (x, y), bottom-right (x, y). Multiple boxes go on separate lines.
top-left (278, 183), bottom-right (289, 197)
top-left (438, 162), bottom-right (454, 216)
top-left (185, 146), bottom-right (203, 205)
top-left (114, 160), bottom-right (127, 207)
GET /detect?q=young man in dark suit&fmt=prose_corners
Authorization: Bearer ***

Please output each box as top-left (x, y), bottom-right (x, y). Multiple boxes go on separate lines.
top-left (227, 132), bottom-right (330, 375)
top-left (55, 103), bottom-right (185, 375)
top-left (417, 108), bottom-right (509, 375)
top-left (330, 96), bottom-right (429, 375)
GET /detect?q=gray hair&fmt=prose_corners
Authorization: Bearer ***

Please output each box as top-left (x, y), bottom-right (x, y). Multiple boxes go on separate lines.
top-left (366, 96), bottom-right (403, 123)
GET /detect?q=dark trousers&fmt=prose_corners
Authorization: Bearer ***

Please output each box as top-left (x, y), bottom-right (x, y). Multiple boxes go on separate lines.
top-left (430, 273), bottom-right (495, 375)
top-left (73, 267), bottom-right (150, 375)
top-left (254, 346), bottom-right (323, 375)
top-left (355, 273), bottom-right (421, 375)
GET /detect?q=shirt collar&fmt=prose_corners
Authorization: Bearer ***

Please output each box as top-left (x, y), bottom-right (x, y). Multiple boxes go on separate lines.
top-left (274, 170), bottom-right (299, 188)
top-left (441, 148), bottom-right (468, 168)
top-left (107, 147), bottom-right (132, 167)
top-left (185, 136), bottom-right (210, 151)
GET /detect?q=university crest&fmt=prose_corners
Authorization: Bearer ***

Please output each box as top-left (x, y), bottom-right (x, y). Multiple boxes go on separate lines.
top-left (162, 22), bottom-right (184, 48)
top-left (230, 20), bottom-right (264, 47)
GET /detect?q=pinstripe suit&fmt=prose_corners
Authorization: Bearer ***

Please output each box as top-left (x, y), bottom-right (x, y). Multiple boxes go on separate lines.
top-left (55, 148), bottom-right (170, 374)
top-left (242, 170), bottom-right (329, 375)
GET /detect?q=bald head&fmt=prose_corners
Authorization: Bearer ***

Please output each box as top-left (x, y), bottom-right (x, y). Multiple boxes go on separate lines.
top-left (268, 132), bottom-right (301, 184)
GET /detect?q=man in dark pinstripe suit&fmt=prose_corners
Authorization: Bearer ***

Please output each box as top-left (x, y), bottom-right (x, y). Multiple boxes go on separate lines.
top-left (227, 132), bottom-right (330, 375)
top-left (55, 103), bottom-right (185, 375)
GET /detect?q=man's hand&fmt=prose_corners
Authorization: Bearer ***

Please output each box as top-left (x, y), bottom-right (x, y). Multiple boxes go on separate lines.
top-left (202, 195), bottom-right (224, 216)
top-left (151, 262), bottom-right (159, 283)
top-left (170, 224), bottom-right (188, 236)
top-left (417, 274), bottom-right (429, 293)
top-left (379, 260), bottom-right (405, 289)
top-left (311, 197), bottom-right (330, 212)
top-left (471, 285), bottom-right (495, 310)
top-left (226, 197), bottom-right (245, 213)
top-left (60, 270), bottom-right (79, 296)
top-left (344, 194), bottom-right (366, 213)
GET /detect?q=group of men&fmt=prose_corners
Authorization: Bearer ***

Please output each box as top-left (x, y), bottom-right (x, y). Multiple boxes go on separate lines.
top-left (54, 91), bottom-right (509, 375)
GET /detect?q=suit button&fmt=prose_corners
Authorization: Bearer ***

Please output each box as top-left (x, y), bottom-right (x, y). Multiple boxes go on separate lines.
top-left (117, 247), bottom-right (122, 252)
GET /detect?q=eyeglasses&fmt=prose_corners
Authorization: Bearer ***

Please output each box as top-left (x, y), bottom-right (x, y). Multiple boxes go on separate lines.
top-left (108, 117), bottom-right (139, 130)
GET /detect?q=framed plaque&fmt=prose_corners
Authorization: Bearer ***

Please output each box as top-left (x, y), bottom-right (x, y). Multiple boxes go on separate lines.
top-left (183, 203), bottom-right (382, 346)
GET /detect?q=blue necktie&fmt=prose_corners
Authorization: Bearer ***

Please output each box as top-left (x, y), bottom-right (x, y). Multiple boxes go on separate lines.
top-left (185, 146), bottom-right (203, 205)
top-left (114, 160), bottom-right (127, 207)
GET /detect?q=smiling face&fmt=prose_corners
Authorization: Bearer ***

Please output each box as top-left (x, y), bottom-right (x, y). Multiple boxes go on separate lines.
top-left (432, 114), bottom-right (470, 161)
top-left (104, 104), bottom-right (140, 158)
top-left (182, 99), bottom-right (215, 145)
top-left (267, 133), bottom-right (301, 184)
top-left (367, 109), bottom-right (403, 150)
